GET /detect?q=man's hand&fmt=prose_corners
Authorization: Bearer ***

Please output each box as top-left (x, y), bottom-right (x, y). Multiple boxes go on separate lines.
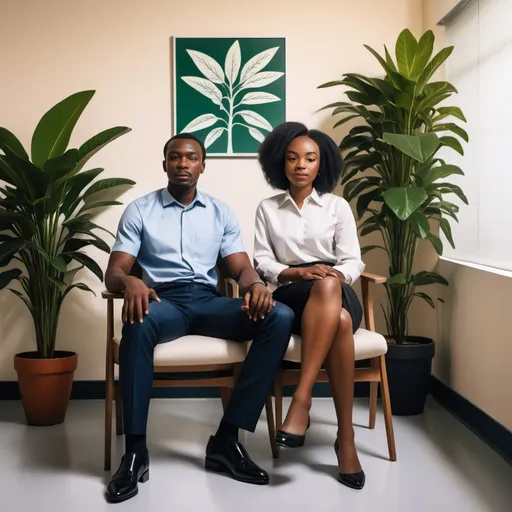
top-left (122, 276), bottom-right (160, 324)
top-left (298, 264), bottom-right (338, 281)
top-left (241, 283), bottom-right (275, 321)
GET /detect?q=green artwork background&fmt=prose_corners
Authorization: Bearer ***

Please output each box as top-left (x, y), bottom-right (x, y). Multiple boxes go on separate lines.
top-left (173, 37), bottom-right (286, 156)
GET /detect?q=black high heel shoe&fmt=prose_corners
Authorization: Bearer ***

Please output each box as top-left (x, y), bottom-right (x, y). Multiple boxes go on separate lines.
top-left (334, 438), bottom-right (365, 490)
top-left (275, 416), bottom-right (311, 448)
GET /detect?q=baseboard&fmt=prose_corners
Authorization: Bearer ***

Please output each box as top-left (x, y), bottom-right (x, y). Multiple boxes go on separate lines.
top-left (0, 380), bottom-right (370, 400)
top-left (431, 377), bottom-right (512, 464)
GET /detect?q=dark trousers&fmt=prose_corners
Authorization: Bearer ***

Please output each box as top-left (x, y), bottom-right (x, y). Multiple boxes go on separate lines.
top-left (119, 282), bottom-right (294, 435)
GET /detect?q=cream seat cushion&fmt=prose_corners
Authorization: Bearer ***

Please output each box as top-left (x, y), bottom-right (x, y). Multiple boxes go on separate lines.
top-left (283, 329), bottom-right (387, 363)
top-left (114, 335), bottom-right (247, 366)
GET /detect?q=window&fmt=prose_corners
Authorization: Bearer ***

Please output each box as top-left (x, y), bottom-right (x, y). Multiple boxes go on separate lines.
top-left (442, 0), bottom-right (512, 272)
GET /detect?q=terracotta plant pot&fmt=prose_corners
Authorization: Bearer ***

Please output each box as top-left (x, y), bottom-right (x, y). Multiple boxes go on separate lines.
top-left (14, 350), bottom-right (78, 426)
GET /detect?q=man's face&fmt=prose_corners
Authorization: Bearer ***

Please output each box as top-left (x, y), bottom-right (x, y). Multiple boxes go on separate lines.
top-left (163, 138), bottom-right (205, 188)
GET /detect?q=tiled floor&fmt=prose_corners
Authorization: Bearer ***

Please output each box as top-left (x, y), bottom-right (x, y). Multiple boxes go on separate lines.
top-left (0, 397), bottom-right (511, 512)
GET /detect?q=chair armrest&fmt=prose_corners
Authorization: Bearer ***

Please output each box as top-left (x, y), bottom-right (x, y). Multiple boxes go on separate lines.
top-left (225, 278), bottom-right (240, 299)
top-left (361, 271), bottom-right (386, 285)
top-left (101, 290), bottom-right (123, 299)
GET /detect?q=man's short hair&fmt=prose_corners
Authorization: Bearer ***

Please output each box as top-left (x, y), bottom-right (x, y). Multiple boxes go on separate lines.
top-left (163, 133), bottom-right (206, 161)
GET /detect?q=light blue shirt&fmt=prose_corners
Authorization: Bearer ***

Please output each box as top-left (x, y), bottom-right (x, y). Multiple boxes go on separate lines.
top-left (112, 188), bottom-right (246, 288)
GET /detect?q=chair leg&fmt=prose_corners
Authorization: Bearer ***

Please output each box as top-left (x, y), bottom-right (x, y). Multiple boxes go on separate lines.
top-left (104, 360), bottom-right (114, 471)
top-left (220, 387), bottom-right (231, 412)
top-left (115, 384), bottom-right (124, 436)
top-left (265, 395), bottom-right (278, 458)
top-left (379, 355), bottom-right (397, 461)
top-left (369, 358), bottom-right (379, 429)
top-left (274, 371), bottom-right (283, 458)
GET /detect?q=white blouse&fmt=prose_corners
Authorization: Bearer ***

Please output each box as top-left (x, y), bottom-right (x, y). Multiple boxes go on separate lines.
top-left (254, 189), bottom-right (365, 286)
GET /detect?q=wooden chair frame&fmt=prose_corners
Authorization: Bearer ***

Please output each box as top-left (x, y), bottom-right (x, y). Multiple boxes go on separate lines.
top-left (102, 264), bottom-right (277, 471)
top-left (272, 272), bottom-right (397, 461)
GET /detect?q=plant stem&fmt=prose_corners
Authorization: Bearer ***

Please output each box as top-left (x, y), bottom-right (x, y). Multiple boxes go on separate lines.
top-left (227, 83), bottom-right (234, 154)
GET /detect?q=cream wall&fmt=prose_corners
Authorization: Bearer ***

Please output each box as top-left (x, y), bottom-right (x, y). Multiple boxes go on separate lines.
top-left (423, 0), bottom-right (512, 431)
top-left (0, 0), bottom-right (424, 381)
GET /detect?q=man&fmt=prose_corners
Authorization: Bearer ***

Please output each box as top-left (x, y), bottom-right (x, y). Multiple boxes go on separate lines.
top-left (104, 133), bottom-right (294, 503)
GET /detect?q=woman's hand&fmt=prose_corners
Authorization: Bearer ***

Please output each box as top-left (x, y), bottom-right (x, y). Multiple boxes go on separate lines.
top-left (298, 264), bottom-right (338, 281)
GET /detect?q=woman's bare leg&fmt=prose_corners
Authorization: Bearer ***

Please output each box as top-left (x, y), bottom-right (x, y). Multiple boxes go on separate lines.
top-left (280, 277), bottom-right (341, 435)
top-left (324, 309), bottom-right (362, 474)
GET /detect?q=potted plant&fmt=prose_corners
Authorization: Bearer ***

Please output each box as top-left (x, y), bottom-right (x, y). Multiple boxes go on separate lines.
top-left (319, 29), bottom-right (468, 415)
top-left (0, 90), bottom-right (134, 425)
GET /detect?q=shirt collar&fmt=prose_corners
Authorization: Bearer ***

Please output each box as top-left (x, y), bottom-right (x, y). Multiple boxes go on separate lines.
top-left (161, 188), bottom-right (206, 208)
top-left (278, 188), bottom-right (323, 208)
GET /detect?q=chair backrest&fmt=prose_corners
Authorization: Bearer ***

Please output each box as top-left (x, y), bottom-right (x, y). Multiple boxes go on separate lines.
top-left (128, 256), bottom-right (230, 293)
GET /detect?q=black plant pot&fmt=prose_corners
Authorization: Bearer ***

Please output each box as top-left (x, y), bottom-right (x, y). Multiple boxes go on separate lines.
top-left (385, 336), bottom-right (435, 416)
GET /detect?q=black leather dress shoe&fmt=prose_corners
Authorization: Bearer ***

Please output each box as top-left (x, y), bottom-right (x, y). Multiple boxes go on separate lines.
top-left (105, 452), bottom-right (150, 503)
top-left (205, 435), bottom-right (269, 485)
top-left (275, 416), bottom-right (311, 448)
top-left (334, 438), bottom-right (365, 490)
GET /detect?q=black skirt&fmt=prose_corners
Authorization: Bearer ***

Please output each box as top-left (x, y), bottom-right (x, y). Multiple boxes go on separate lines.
top-left (272, 263), bottom-right (363, 335)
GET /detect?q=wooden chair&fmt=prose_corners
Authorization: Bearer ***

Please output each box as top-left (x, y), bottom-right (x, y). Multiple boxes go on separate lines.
top-left (102, 259), bottom-right (277, 471)
top-left (272, 272), bottom-right (397, 461)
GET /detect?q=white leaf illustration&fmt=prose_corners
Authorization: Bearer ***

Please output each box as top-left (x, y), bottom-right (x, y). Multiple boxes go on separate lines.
top-left (240, 71), bottom-right (284, 90)
top-left (186, 50), bottom-right (225, 84)
top-left (181, 77), bottom-right (222, 105)
top-left (240, 47), bottom-right (279, 83)
top-left (181, 114), bottom-right (221, 133)
top-left (248, 126), bottom-right (265, 143)
top-left (204, 127), bottom-right (226, 148)
top-left (236, 110), bottom-right (273, 131)
top-left (225, 41), bottom-right (241, 85)
top-left (239, 92), bottom-right (281, 105)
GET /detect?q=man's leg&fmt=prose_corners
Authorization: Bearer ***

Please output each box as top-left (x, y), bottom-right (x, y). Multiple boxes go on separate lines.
top-left (106, 298), bottom-right (189, 503)
top-left (192, 297), bottom-right (293, 431)
top-left (191, 295), bottom-right (294, 484)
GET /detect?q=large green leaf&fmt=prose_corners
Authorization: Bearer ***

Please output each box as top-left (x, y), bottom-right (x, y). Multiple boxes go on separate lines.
top-left (361, 245), bottom-right (385, 256)
top-left (74, 127), bottom-right (132, 174)
top-left (387, 273), bottom-right (407, 285)
top-left (439, 136), bottom-right (464, 155)
top-left (0, 209), bottom-right (36, 235)
top-left (411, 31), bottom-right (435, 78)
top-left (382, 187), bottom-right (428, 220)
top-left (65, 251), bottom-right (103, 282)
top-left (414, 292), bottom-right (435, 308)
top-left (435, 106), bottom-right (467, 123)
top-left (356, 188), bottom-right (382, 219)
top-left (79, 200), bottom-right (123, 214)
top-left (0, 128), bottom-right (29, 160)
top-left (0, 268), bottom-right (22, 290)
top-left (60, 168), bottom-right (104, 217)
top-left (43, 149), bottom-right (79, 182)
top-left (440, 217), bottom-right (455, 249)
top-left (408, 211), bottom-right (430, 238)
top-left (421, 164), bottom-right (464, 186)
top-left (435, 182), bottom-right (469, 204)
top-left (395, 29), bottom-right (418, 77)
top-left (416, 47), bottom-right (454, 93)
top-left (432, 123), bottom-right (469, 142)
top-left (31, 90), bottom-right (95, 167)
top-left (383, 133), bottom-right (440, 163)
top-left (427, 233), bottom-right (444, 255)
top-left (64, 236), bottom-right (110, 254)
top-left (82, 178), bottom-right (135, 199)
top-left (2, 147), bottom-right (49, 201)
top-left (414, 271), bottom-right (448, 286)
top-left (0, 239), bottom-right (25, 267)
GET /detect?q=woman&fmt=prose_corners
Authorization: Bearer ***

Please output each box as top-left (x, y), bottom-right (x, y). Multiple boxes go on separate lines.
top-left (254, 122), bottom-right (366, 490)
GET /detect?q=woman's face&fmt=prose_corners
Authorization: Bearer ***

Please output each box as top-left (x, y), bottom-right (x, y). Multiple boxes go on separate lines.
top-left (284, 136), bottom-right (320, 189)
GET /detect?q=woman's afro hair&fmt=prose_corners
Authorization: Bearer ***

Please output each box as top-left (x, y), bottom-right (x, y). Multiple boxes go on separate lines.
top-left (257, 121), bottom-right (343, 194)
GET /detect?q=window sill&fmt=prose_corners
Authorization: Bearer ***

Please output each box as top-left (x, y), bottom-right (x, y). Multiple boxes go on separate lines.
top-left (439, 256), bottom-right (512, 279)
